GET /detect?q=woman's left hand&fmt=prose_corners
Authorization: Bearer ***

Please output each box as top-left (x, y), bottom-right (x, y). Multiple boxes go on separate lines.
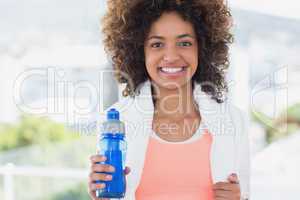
top-left (212, 173), bottom-right (241, 200)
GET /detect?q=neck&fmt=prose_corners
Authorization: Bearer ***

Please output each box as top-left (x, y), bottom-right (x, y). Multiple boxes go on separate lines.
top-left (152, 81), bottom-right (199, 119)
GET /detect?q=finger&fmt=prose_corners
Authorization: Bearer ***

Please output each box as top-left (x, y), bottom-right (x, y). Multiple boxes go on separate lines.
top-left (124, 166), bottom-right (131, 175)
top-left (88, 182), bottom-right (105, 200)
top-left (227, 173), bottom-right (239, 184)
top-left (89, 182), bottom-right (106, 192)
top-left (214, 197), bottom-right (227, 200)
top-left (91, 164), bottom-right (115, 173)
top-left (89, 172), bottom-right (113, 181)
top-left (90, 155), bottom-right (107, 163)
top-left (214, 189), bottom-right (232, 198)
top-left (213, 182), bottom-right (228, 189)
top-left (88, 188), bottom-right (98, 200)
top-left (214, 188), bottom-right (241, 200)
top-left (213, 182), bottom-right (240, 192)
top-left (88, 190), bottom-right (110, 200)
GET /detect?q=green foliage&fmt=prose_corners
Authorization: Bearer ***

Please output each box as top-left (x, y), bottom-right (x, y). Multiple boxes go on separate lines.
top-left (48, 182), bottom-right (90, 200)
top-left (0, 115), bottom-right (79, 152)
top-left (287, 103), bottom-right (300, 122)
top-left (252, 103), bottom-right (300, 144)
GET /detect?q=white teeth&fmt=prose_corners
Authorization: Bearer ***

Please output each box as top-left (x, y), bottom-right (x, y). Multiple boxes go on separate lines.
top-left (160, 67), bottom-right (184, 73)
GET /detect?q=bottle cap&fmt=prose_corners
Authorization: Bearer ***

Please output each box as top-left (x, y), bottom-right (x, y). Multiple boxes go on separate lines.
top-left (107, 108), bottom-right (119, 120)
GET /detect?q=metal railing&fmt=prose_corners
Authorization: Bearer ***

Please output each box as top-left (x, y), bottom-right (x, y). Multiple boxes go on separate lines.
top-left (0, 163), bottom-right (88, 200)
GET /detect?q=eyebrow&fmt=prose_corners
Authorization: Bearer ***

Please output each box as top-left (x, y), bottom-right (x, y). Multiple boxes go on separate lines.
top-left (147, 34), bottom-right (195, 40)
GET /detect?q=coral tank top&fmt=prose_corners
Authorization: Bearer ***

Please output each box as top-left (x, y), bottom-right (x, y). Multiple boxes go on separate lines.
top-left (135, 128), bottom-right (214, 200)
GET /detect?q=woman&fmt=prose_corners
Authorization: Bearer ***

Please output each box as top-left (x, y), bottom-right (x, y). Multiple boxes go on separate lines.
top-left (89, 0), bottom-right (250, 199)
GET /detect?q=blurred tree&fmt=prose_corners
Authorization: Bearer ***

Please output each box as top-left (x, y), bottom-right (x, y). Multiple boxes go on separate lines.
top-left (252, 103), bottom-right (300, 143)
top-left (48, 182), bottom-right (89, 200)
top-left (0, 115), bottom-right (79, 151)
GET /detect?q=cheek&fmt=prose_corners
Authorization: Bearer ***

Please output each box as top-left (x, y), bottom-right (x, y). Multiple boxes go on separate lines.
top-left (144, 54), bottom-right (152, 73)
top-left (192, 48), bottom-right (199, 69)
top-left (145, 51), bottom-right (160, 72)
top-left (192, 46), bottom-right (199, 64)
top-left (184, 49), bottom-right (198, 67)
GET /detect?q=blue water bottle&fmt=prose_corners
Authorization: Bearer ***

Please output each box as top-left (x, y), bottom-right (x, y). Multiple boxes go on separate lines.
top-left (96, 108), bottom-right (127, 199)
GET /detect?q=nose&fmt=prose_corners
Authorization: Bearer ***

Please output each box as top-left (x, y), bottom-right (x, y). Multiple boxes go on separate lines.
top-left (162, 46), bottom-right (180, 63)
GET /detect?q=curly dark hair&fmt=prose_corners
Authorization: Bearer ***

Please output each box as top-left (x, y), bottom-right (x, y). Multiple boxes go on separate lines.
top-left (101, 0), bottom-right (233, 103)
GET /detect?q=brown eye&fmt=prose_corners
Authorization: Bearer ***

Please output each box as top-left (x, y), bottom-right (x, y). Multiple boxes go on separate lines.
top-left (151, 42), bottom-right (163, 48)
top-left (177, 41), bottom-right (192, 47)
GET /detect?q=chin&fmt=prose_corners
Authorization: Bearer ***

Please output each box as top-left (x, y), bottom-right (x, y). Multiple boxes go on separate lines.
top-left (152, 78), bottom-right (193, 91)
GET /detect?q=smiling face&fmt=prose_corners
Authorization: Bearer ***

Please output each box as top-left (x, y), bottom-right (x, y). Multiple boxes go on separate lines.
top-left (144, 11), bottom-right (199, 90)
